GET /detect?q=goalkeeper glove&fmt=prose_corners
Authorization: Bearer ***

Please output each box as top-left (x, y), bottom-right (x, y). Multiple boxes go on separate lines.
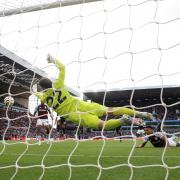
top-left (47, 53), bottom-right (56, 64)
top-left (120, 114), bottom-right (144, 126)
top-left (137, 112), bottom-right (154, 120)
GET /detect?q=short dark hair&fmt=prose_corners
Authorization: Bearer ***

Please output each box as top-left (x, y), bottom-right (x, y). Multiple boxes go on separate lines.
top-left (144, 126), bottom-right (154, 130)
top-left (38, 77), bottom-right (52, 90)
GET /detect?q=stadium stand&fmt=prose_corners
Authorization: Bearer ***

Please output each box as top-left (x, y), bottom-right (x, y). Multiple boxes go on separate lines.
top-left (84, 87), bottom-right (180, 137)
top-left (0, 45), bottom-right (180, 140)
top-left (0, 45), bottom-right (80, 140)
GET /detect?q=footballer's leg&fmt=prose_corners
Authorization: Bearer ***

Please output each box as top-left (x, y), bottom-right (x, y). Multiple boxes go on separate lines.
top-left (169, 135), bottom-right (180, 147)
top-left (108, 107), bottom-right (153, 120)
top-left (68, 112), bottom-right (142, 130)
top-left (36, 119), bottom-right (43, 145)
top-left (98, 115), bottom-right (143, 130)
top-left (79, 101), bottom-right (153, 120)
top-left (44, 119), bottom-right (52, 143)
top-left (45, 125), bottom-right (50, 138)
top-left (36, 125), bottom-right (41, 141)
top-left (167, 137), bottom-right (177, 147)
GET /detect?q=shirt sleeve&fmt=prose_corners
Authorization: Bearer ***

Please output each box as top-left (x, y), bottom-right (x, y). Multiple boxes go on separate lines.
top-left (144, 136), bottom-right (149, 142)
top-left (155, 132), bottom-right (164, 139)
top-left (53, 60), bottom-right (65, 89)
top-left (35, 92), bottom-right (45, 102)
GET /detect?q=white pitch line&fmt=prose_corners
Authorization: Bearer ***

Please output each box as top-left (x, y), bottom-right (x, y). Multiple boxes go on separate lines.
top-left (1, 153), bottom-right (180, 158)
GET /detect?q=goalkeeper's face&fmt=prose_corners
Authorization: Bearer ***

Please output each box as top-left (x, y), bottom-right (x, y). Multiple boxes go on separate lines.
top-left (38, 77), bottom-right (52, 91)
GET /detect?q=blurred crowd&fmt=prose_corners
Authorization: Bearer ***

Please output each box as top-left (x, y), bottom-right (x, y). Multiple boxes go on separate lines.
top-left (0, 104), bottom-right (180, 140)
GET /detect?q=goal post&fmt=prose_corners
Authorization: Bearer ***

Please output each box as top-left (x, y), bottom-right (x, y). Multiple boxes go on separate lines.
top-left (0, 0), bottom-right (103, 17)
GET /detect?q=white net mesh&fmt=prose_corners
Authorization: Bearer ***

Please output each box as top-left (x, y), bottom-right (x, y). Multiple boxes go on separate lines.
top-left (0, 0), bottom-right (180, 179)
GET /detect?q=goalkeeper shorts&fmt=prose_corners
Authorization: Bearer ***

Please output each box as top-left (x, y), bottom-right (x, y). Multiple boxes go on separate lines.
top-left (75, 100), bottom-right (107, 117)
top-left (67, 112), bottom-right (101, 129)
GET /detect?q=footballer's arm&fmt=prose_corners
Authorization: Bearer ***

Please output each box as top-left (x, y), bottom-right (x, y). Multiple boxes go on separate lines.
top-left (136, 140), bottom-right (148, 148)
top-left (47, 53), bottom-right (65, 89)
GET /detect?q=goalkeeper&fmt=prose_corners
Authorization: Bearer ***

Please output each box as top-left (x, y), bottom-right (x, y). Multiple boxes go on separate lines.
top-left (35, 54), bottom-right (153, 130)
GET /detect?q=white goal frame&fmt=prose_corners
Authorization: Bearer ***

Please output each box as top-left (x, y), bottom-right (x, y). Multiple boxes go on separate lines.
top-left (0, 0), bottom-right (103, 17)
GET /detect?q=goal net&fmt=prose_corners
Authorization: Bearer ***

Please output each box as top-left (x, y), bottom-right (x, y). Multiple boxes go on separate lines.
top-left (0, 0), bottom-right (180, 179)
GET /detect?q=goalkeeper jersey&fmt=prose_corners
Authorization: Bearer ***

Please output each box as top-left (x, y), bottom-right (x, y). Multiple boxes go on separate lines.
top-left (36, 60), bottom-right (78, 115)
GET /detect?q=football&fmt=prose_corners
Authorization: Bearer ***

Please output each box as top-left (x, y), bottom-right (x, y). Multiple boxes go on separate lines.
top-left (4, 96), bottom-right (14, 107)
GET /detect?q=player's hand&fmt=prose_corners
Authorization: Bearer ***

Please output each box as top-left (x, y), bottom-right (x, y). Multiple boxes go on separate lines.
top-left (132, 118), bottom-right (144, 126)
top-left (47, 53), bottom-right (56, 64)
top-left (120, 114), bottom-right (131, 125)
top-left (144, 112), bottom-right (154, 120)
top-left (138, 112), bottom-right (154, 120)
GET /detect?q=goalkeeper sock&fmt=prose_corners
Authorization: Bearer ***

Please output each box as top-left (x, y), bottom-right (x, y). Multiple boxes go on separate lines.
top-left (111, 107), bottom-right (153, 120)
top-left (104, 115), bottom-right (131, 130)
top-left (111, 107), bottom-right (138, 117)
top-left (104, 119), bottom-right (121, 130)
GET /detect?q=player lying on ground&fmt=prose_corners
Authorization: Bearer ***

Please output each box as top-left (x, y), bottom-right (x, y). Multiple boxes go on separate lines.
top-left (35, 54), bottom-right (153, 130)
top-left (136, 126), bottom-right (180, 148)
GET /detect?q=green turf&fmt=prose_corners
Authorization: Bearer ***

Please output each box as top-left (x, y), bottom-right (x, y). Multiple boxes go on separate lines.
top-left (0, 139), bottom-right (180, 180)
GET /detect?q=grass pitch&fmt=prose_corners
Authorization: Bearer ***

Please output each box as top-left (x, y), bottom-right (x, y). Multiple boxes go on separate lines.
top-left (0, 139), bottom-right (180, 180)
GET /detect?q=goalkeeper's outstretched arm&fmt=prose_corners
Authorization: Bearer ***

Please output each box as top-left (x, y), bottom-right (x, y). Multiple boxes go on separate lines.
top-left (47, 53), bottom-right (65, 89)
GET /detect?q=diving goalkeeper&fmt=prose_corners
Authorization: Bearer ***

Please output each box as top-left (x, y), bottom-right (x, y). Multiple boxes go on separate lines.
top-left (35, 54), bottom-right (153, 130)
